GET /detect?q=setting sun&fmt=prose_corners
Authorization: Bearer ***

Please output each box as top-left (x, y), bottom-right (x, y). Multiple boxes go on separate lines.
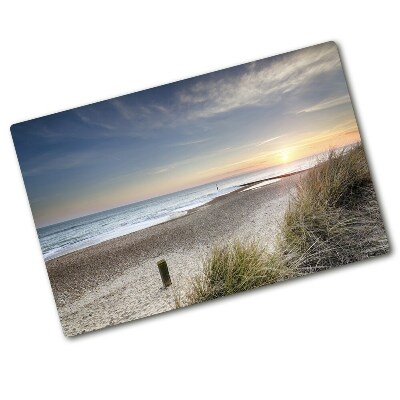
top-left (280, 149), bottom-right (290, 163)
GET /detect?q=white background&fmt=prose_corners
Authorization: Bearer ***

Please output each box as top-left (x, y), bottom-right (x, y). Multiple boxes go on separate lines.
top-left (1, 1), bottom-right (399, 399)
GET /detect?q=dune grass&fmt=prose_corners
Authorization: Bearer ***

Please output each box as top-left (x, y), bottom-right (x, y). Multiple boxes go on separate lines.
top-left (175, 143), bottom-right (389, 307)
top-left (174, 242), bottom-right (294, 306)
top-left (279, 143), bottom-right (389, 271)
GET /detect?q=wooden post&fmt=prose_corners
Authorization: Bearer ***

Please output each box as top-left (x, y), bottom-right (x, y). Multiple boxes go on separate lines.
top-left (157, 259), bottom-right (172, 288)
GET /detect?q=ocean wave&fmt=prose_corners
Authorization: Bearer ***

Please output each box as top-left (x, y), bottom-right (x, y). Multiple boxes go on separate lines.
top-left (40, 157), bottom-right (317, 261)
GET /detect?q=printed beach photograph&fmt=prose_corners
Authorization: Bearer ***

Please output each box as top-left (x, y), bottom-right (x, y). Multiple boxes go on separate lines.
top-left (11, 42), bottom-right (389, 336)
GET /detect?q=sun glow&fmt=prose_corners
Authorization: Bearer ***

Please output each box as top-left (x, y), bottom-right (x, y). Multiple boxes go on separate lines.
top-left (280, 148), bottom-right (290, 163)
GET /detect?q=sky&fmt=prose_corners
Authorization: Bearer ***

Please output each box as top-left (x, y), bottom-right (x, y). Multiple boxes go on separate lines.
top-left (12, 42), bottom-right (361, 228)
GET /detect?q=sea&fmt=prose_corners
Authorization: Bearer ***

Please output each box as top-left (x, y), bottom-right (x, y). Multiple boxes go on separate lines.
top-left (37, 154), bottom-right (321, 261)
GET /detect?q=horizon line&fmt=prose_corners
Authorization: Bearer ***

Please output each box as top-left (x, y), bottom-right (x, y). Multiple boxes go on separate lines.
top-left (36, 143), bottom-right (354, 229)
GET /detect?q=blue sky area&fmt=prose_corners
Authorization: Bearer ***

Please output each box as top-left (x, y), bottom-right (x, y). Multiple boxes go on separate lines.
top-left (11, 42), bottom-right (360, 227)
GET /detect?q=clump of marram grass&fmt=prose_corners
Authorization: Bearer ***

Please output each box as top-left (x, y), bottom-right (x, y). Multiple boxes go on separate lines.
top-left (175, 241), bottom-right (294, 307)
top-left (279, 143), bottom-right (389, 271)
top-left (176, 143), bottom-right (389, 307)
top-left (288, 143), bottom-right (371, 210)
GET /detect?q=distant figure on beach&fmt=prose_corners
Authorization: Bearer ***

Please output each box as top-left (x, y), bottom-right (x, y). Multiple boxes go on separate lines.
top-left (216, 184), bottom-right (219, 191)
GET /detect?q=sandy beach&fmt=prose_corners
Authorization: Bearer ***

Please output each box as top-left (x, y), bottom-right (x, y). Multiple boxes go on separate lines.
top-left (46, 173), bottom-right (301, 336)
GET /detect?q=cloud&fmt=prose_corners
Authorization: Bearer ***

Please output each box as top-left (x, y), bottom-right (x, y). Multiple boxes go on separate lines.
top-left (152, 167), bottom-right (169, 174)
top-left (104, 98), bottom-right (174, 136)
top-left (110, 98), bottom-right (136, 121)
top-left (24, 150), bottom-right (98, 176)
top-left (258, 135), bottom-right (282, 146)
top-left (296, 94), bottom-right (351, 114)
top-left (176, 42), bottom-right (341, 120)
top-left (83, 42), bottom-right (341, 138)
top-left (50, 42), bottom-right (342, 144)
top-left (111, 99), bottom-right (169, 122)
top-left (168, 138), bottom-right (210, 147)
top-left (74, 108), bottom-right (116, 131)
